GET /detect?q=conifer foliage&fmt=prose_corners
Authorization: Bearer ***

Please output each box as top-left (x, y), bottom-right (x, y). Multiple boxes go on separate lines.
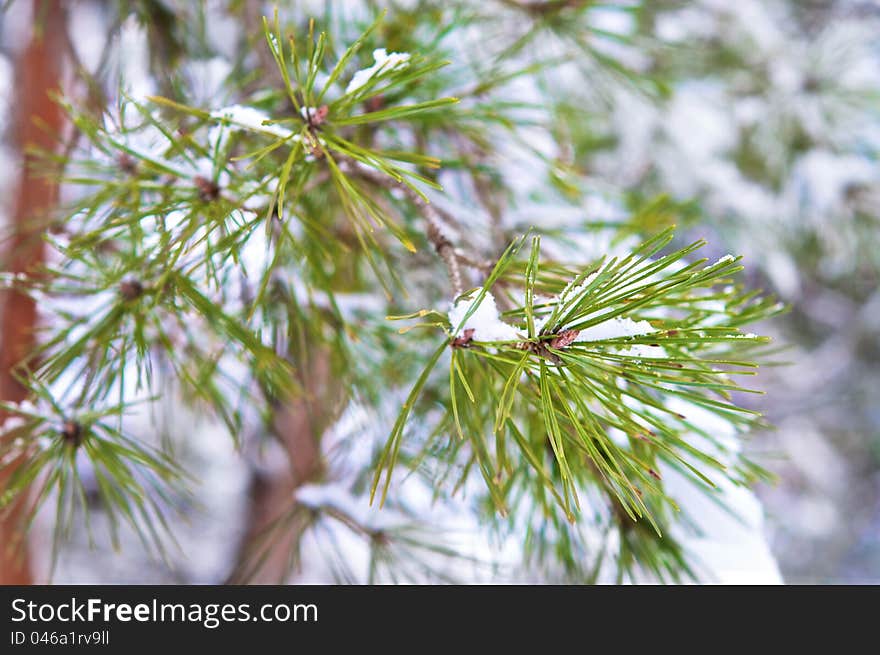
top-left (0, 1), bottom-right (786, 583)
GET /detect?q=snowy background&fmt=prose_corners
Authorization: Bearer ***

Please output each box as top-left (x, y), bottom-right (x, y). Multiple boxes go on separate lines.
top-left (1, 0), bottom-right (878, 583)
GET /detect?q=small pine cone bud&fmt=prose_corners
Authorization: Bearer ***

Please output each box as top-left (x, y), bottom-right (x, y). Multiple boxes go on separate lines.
top-left (451, 328), bottom-right (475, 348)
top-left (802, 75), bottom-right (821, 93)
top-left (371, 530), bottom-right (390, 547)
top-left (194, 175), bottom-right (221, 202)
top-left (364, 95), bottom-right (385, 112)
top-left (119, 278), bottom-right (144, 301)
top-left (549, 329), bottom-right (580, 349)
top-left (118, 154), bottom-right (138, 175)
top-left (60, 420), bottom-right (83, 448)
top-left (307, 105), bottom-right (329, 128)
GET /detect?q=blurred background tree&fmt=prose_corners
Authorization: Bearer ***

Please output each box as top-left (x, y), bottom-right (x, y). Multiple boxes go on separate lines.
top-left (0, 0), bottom-right (876, 584)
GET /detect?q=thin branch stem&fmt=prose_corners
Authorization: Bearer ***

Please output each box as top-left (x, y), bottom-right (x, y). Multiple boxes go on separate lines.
top-left (338, 159), bottom-right (465, 297)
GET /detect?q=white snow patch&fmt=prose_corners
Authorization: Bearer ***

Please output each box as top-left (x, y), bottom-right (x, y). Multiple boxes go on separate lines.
top-left (664, 466), bottom-right (782, 584)
top-left (296, 482), bottom-right (396, 531)
top-left (345, 48), bottom-right (411, 95)
top-left (617, 344), bottom-right (667, 360)
top-left (299, 106), bottom-right (319, 121)
top-left (558, 270), bottom-right (601, 305)
top-left (448, 292), bottom-right (521, 342)
top-left (116, 16), bottom-right (154, 102)
top-left (209, 104), bottom-right (296, 139)
top-left (788, 150), bottom-right (875, 216)
top-left (0, 415), bottom-right (26, 435)
top-left (574, 316), bottom-right (655, 343)
top-left (183, 57), bottom-right (233, 106)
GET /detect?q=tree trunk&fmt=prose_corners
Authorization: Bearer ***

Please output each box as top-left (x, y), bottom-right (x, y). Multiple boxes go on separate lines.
top-left (0, 0), bottom-right (66, 585)
top-left (227, 349), bottom-right (334, 583)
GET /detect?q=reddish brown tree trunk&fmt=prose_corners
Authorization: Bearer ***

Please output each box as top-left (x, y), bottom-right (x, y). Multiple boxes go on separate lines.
top-left (228, 351), bottom-right (332, 584)
top-left (0, 0), bottom-right (66, 585)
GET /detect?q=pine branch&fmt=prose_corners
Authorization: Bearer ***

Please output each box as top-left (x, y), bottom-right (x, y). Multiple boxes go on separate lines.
top-left (337, 157), bottom-right (464, 296)
top-left (0, 4), bottom-right (792, 584)
top-left (379, 230), bottom-right (782, 532)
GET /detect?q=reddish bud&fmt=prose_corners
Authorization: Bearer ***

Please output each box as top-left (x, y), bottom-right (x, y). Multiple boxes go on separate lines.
top-left (309, 105), bottom-right (329, 127)
top-left (550, 329), bottom-right (580, 350)
top-left (119, 278), bottom-right (144, 301)
top-left (365, 95), bottom-right (385, 112)
top-left (451, 328), bottom-right (476, 348)
top-left (118, 153), bottom-right (138, 175)
top-left (60, 420), bottom-right (83, 448)
top-left (194, 176), bottom-right (221, 202)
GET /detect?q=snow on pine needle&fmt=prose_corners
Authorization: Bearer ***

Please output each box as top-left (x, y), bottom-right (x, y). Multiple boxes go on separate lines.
top-left (448, 291), bottom-right (521, 344)
top-left (0, 5), bottom-right (796, 584)
top-left (345, 48), bottom-right (412, 95)
top-left (377, 229), bottom-right (784, 530)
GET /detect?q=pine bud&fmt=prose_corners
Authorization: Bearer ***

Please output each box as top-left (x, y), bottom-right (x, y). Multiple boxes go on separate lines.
top-left (117, 153), bottom-right (138, 175)
top-left (451, 328), bottom-right (475, 348)
top-left (119, 278), bottom-right (144, 301)
top-left (306, 105), bottom-right (329, 128)
top-left (60, 420), bottom-right (83, 448)
top-left (194, 176), bottom-right (221, 202)
top-left (550, 329), bottom-right (580, 349)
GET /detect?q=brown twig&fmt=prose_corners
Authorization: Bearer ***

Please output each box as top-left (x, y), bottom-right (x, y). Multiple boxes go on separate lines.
top-left (453, 249), bottom-right (494, 272)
